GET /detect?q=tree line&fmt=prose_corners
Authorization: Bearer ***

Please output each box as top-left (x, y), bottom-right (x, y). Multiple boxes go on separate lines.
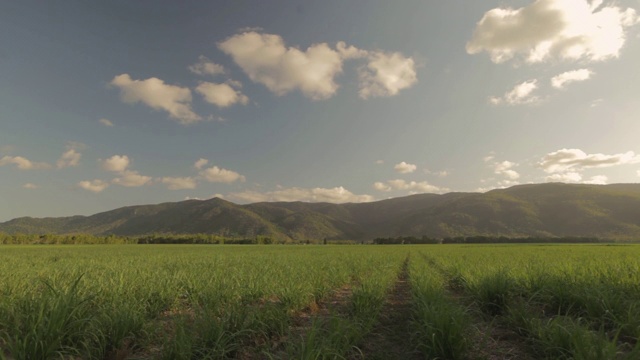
top-left (372, 235), bottom-right (622, 245)
top-left (0, 233), bottom-right (276, 245)
top-left (1, 233), bottom-right (631, 245)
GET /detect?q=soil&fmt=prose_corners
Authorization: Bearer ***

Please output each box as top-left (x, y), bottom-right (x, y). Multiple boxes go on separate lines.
top-left (353, 256), bottom-right (422, 360)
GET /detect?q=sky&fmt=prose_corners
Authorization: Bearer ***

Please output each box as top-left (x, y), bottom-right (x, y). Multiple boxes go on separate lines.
top-left (1, 0), bottom-right (640, 221)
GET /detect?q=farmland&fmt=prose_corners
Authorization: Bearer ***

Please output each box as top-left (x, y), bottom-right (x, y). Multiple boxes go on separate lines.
top-left (1, 244), bottom-right (640, 359)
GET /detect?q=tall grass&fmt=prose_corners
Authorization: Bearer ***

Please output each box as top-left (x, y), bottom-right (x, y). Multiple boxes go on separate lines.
top-left (0, 245), bottom-right (408, 358)
top-left (409, 254), bottom-right (470, 359)
top-left (2, 244), bottom-right (640, 358)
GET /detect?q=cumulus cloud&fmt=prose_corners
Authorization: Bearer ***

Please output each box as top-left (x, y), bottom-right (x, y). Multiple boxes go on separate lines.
top-left (545, 172), bottom-right (607, 184)
top-left (359, 51), bottom-right (418, 99)
top-left (584, 175), bottom-right (608, 184)
top-left (539, 148), bottom-right (640, 173)
top-left (546, 171), bottom-right (583, 182)
top-left (336, 41), bottom-right (369, 59)
top-left (161, 176), bottom-right (197, 190)
top-left (110, 74), bottom-right (201, 124)
top-left (78, 179), bottom-right (109, 193)
top-left (188, 55), bottom-right (225, 76)
top-left (490, 80), bottom-right (540, 105)
top-left (196, 82), bottom-right (249, 108)
top-left (218, 32), bottom-right (343, 100)
top-left (551, 68), bottom-right (593, 88)
top-left (0, 155), bottom-right (50, 170)
top-left (494, 160), bottom-right (520, 180)
top-left (373, 179), bottom-right (448, 193)
top-left (199, 166), bottom-right (246, 183)
top-left (56, 143), bottom-right (84, 169)
top-left (99, 118), bottom-right (114, 127)
top-left (394, 161), bottom-right (417, 174)
top-left (228, 186), bottom-right (374, 203)
top-left (112, 171), bottom-right (151, 187)
top-left (102, 155), bottom-right (130, 172)
top-left (467, 0), bottom-right (639, 63)
top-left (23, 183), bottom-right (39, 189)
top-left (194, 158), bottom-right (209, 170)
top-left (57, 149), bottom-right (81, 169)
top-left (373, 182), bottom-right (392, 192)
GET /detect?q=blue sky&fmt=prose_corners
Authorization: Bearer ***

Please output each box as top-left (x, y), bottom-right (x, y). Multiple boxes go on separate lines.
top-left (1, 0), bottom-right (640, 221)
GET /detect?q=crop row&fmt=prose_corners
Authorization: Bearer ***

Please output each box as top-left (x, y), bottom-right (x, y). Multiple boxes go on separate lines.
top-left (0, 245), bottom-right (408, 359)
top-left (2, 244), bottom-right (640, 359)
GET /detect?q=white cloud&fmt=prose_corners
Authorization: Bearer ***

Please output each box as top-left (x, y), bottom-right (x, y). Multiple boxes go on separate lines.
top-left (194, 158), bottom-right (209, 170)
top-left (546, 171), bottom-right (583, 182)
top-left (188, 55), bottom-right (225, 76)
top-left (373, 179), bottom-right (448, 193)
top-left (467, 0), bottom-right (639, 64)
top-left (228, 186), bottom-right (374, 203)
top-left (490, 80), bottom-right (540, 105)
top-left (196, 82), bottom-right (249, 108)
top-left (199, 166), bottom-right (246, 183)
top-left (394, 161), bottom-right (417, 174)
top-left (78, 179), bottom-right (109, 193)
top-left (494, 160), bottom-right (520, 180)
top-left (584, 175), bottom-right (608, 184)
top-left (23, 183), bottom-right (39, 189)
top-left (359, 51), bottom-right (418, 99)
top-left (336, 41), bottom-right (369, 59)
top-left (218, 32), bottom-right (343, 100)
top-left (161, 176), bottom-right (197, 190)
top-left (0, 155), bottom-right (50, 170)
top-left (539, 148), bottom-right (640, 173)
top-left (99, 118), bottom-right (114, 127)
top-left (56, 143), bottom-right (82, 169)
top-left (102, 155), bottom-right (130, 172)
top-left (475, 186), bottom-right (494, 193)
top-left (112, 170), bottom-right (151, 187)
top-left (110, 74), bottom-right (201, 124)
top-left (498, 179), bottom-right (520, 187)
top-left (545, 172), bottom-right (607, 184)
top-left (375, 160), bottom-right (385, 165)
top-left (373, 182), bottom-right (392, 192)
top-left (551, 68), bottom-right (593, 88)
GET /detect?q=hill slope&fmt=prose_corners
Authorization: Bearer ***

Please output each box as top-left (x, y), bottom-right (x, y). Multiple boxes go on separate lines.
top-left (3, 183), bottom-right (640, 240)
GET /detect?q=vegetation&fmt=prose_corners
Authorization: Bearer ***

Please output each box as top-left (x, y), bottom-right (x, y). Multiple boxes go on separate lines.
top-left (1, 244), bottom-right (640, 359)
top-left (5, 183), bottom-right (640, 240)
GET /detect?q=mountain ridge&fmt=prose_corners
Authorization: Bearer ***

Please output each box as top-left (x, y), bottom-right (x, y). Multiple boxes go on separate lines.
top-left (3, 183), bottom-right (640, 240)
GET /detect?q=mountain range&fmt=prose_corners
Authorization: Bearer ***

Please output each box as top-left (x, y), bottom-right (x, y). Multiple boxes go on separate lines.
top-left (3, 183), bottom-right (640, 241)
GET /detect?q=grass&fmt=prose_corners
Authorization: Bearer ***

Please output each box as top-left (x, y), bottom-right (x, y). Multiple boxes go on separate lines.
top-left (409, 254), bottom-right (470, 359)
top-left (1, 244), bottom-right (640, 358)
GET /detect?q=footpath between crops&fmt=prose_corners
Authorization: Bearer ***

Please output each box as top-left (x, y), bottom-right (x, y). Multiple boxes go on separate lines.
top-left (354, 256), bottom-right (421, 359)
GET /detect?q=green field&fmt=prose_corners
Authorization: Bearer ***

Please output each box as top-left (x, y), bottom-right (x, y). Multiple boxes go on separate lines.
top-left (1, 245), bottom-right (640, 359)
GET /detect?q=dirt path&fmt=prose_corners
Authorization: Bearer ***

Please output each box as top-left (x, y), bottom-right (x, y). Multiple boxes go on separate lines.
top-left (353, 256), bottom-right (421, 360)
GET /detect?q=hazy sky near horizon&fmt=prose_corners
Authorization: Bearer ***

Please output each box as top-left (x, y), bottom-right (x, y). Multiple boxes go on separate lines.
top-left (2, 0), bottom-right (640, 221)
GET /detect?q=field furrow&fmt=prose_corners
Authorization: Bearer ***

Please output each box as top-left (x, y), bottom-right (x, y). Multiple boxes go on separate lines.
top-left (354, 256), bottom-right (421, 360)
top-left (2, 244), bottom-right (640, 359)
